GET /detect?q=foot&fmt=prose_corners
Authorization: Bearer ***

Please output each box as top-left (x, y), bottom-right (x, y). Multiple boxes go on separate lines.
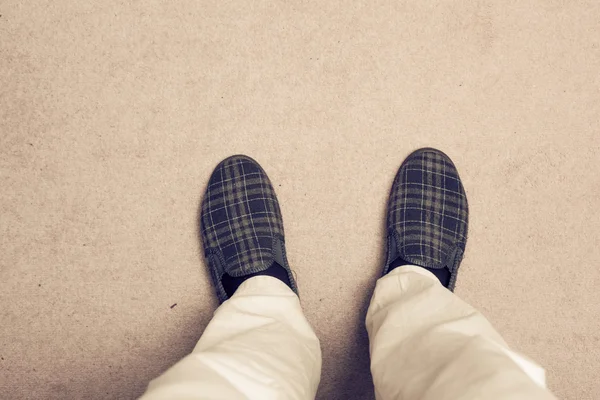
top-left (200, 155), bottom-right (297, 302)
top-left (383, 148), bottom-right (469, 291)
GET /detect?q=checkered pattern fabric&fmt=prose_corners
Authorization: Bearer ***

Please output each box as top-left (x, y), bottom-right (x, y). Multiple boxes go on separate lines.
top-left (201, 155), bottom-right (296, 302)
top-left (385, 148), bottom-right (469, 291)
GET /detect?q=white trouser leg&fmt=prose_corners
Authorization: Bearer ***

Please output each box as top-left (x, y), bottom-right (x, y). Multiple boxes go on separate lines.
top-left (366, 266), bottom-right (557, 400)
top-left (140, 276), bottom-right (322, 400)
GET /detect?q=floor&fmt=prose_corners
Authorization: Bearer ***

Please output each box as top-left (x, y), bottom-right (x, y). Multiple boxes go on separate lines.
top-left (1, 1), bottom-right (599, 399)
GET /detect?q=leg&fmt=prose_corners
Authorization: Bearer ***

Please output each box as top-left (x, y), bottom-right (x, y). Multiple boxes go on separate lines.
top-left (141, 155), bottom-right (321, 399)
top-left (369, 148), bottom-right (556, 400)
top-left (141, 276), bottom-right (321, 400)
top-left (366, 266), bottom-right (555, 400)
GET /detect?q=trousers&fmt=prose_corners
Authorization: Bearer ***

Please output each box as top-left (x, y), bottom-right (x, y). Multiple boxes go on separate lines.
top-left (140, 266), bottom-right (557, 400)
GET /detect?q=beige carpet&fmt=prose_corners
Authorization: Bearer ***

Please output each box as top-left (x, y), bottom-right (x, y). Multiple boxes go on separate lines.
top-left (2, 1), bottom-right (599, 399)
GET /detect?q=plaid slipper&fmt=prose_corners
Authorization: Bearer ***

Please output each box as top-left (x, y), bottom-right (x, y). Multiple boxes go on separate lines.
top-left (200, 155), bottom-right (297, 302)
top-left (383, 148), bottom-right (469, 291)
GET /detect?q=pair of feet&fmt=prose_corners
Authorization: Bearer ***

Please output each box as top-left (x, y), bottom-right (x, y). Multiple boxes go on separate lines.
top-left (200, 148), bottom-right (468, 302)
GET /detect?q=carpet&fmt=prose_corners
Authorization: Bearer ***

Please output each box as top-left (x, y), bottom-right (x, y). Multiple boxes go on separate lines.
top-left (1, 1), bottom-right (599, 398)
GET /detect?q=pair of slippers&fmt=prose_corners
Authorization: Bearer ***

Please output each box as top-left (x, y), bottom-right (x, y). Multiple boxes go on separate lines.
top-left (200, 148), bottom-right (468, 302)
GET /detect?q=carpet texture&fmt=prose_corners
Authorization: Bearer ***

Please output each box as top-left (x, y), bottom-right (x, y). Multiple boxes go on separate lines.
top-left (1, 1), bottom-right (599, 399)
